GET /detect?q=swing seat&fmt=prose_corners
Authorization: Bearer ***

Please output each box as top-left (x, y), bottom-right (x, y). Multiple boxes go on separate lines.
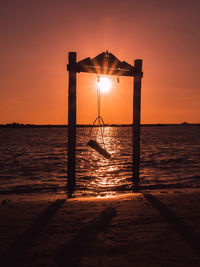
top-left (87, 139), bottom-right (111, 159)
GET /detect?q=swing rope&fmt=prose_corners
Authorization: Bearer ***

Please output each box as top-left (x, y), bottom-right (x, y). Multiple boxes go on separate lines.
top-left (89, 75), bottom-right (106, 148)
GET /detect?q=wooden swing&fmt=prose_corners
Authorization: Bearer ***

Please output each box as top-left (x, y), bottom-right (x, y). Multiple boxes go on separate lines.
top-left (87, 75), bottom-right (111, 159)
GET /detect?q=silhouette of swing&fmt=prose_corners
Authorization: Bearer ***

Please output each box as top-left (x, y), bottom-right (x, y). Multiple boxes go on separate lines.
top-left (67, 51), bottom-right (143, 194)
top-left (87, 115), bottom-right (111, 159)
top-left (87, 75), bottom-right (111, 159)
top-left (87, 139), bottom-right (111, 159)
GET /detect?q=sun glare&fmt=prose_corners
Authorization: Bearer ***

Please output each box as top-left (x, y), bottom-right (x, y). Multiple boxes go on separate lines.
top-left (98, 77), bottom-right (112, 93)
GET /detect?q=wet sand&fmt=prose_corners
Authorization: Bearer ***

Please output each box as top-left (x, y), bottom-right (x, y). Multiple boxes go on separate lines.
top-left (1, 188), bottom-right (200, 266)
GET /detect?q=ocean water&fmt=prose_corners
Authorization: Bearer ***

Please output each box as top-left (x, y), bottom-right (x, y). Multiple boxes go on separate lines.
top-left (0, 126), bottom-right (200, 197)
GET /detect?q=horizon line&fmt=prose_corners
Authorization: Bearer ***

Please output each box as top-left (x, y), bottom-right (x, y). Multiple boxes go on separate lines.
top-left (0, 122), bottom-right (200, 127)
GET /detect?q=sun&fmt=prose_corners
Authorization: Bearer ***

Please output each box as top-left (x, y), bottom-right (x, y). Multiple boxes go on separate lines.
top-left (98, 77), bottom-right (112, 93)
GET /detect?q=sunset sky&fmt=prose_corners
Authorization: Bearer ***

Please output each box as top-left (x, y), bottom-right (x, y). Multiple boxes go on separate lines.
top-left (0, 0), bottom-right (200, 124)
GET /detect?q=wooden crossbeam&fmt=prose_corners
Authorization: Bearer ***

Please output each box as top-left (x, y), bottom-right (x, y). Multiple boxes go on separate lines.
top-left (67, 64), bottom-right (136, 76)
top-left (66, 51), bottom-right (143, 77)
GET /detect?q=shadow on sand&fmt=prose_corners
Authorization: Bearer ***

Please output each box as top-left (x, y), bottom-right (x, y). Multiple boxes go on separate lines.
top-left (56, 206), bottom-right (117, 267)
top-left (1, 198), bottom-right (66, 266)
top-left (143, 193), bottom-right (200, 253)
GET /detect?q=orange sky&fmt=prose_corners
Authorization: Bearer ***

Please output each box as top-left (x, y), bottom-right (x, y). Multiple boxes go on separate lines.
top-left (0, 0), bottom-right (200, 124)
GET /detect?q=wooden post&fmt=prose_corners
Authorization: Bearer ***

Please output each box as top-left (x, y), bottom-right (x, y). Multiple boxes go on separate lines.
top-left (67, 52), bottom-right (77, 196)
top-left (133, 59), bottom-right (143, 190)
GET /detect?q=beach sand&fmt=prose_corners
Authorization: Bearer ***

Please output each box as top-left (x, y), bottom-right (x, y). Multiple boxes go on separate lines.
top-left (1, 188), bottom-right (200, 266)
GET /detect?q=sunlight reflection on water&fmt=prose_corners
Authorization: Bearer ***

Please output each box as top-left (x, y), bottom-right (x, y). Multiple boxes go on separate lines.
top-left (0, 126), bottom-right (200, 196)
top-left (76, 125), bottom-right (200, 197)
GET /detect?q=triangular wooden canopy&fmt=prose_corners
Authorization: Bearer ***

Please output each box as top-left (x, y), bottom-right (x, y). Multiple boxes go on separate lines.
top-left (67, 51), bottom-right (137, 77)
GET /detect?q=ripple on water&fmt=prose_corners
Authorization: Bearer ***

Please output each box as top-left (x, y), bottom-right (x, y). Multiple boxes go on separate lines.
top-left (0, 126), bottom-right (200, 196)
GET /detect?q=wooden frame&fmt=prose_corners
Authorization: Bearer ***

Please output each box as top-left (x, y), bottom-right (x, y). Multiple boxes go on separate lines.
top-left (67, 51), bottom-right (143, 196)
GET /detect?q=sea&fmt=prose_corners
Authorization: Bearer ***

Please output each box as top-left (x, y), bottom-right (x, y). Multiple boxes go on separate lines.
top-left (0, 125), bottom-right (200, 197)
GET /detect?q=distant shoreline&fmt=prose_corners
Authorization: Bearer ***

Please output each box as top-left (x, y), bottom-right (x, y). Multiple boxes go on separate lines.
top-left (0, 122), bottom-right (199, 128)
